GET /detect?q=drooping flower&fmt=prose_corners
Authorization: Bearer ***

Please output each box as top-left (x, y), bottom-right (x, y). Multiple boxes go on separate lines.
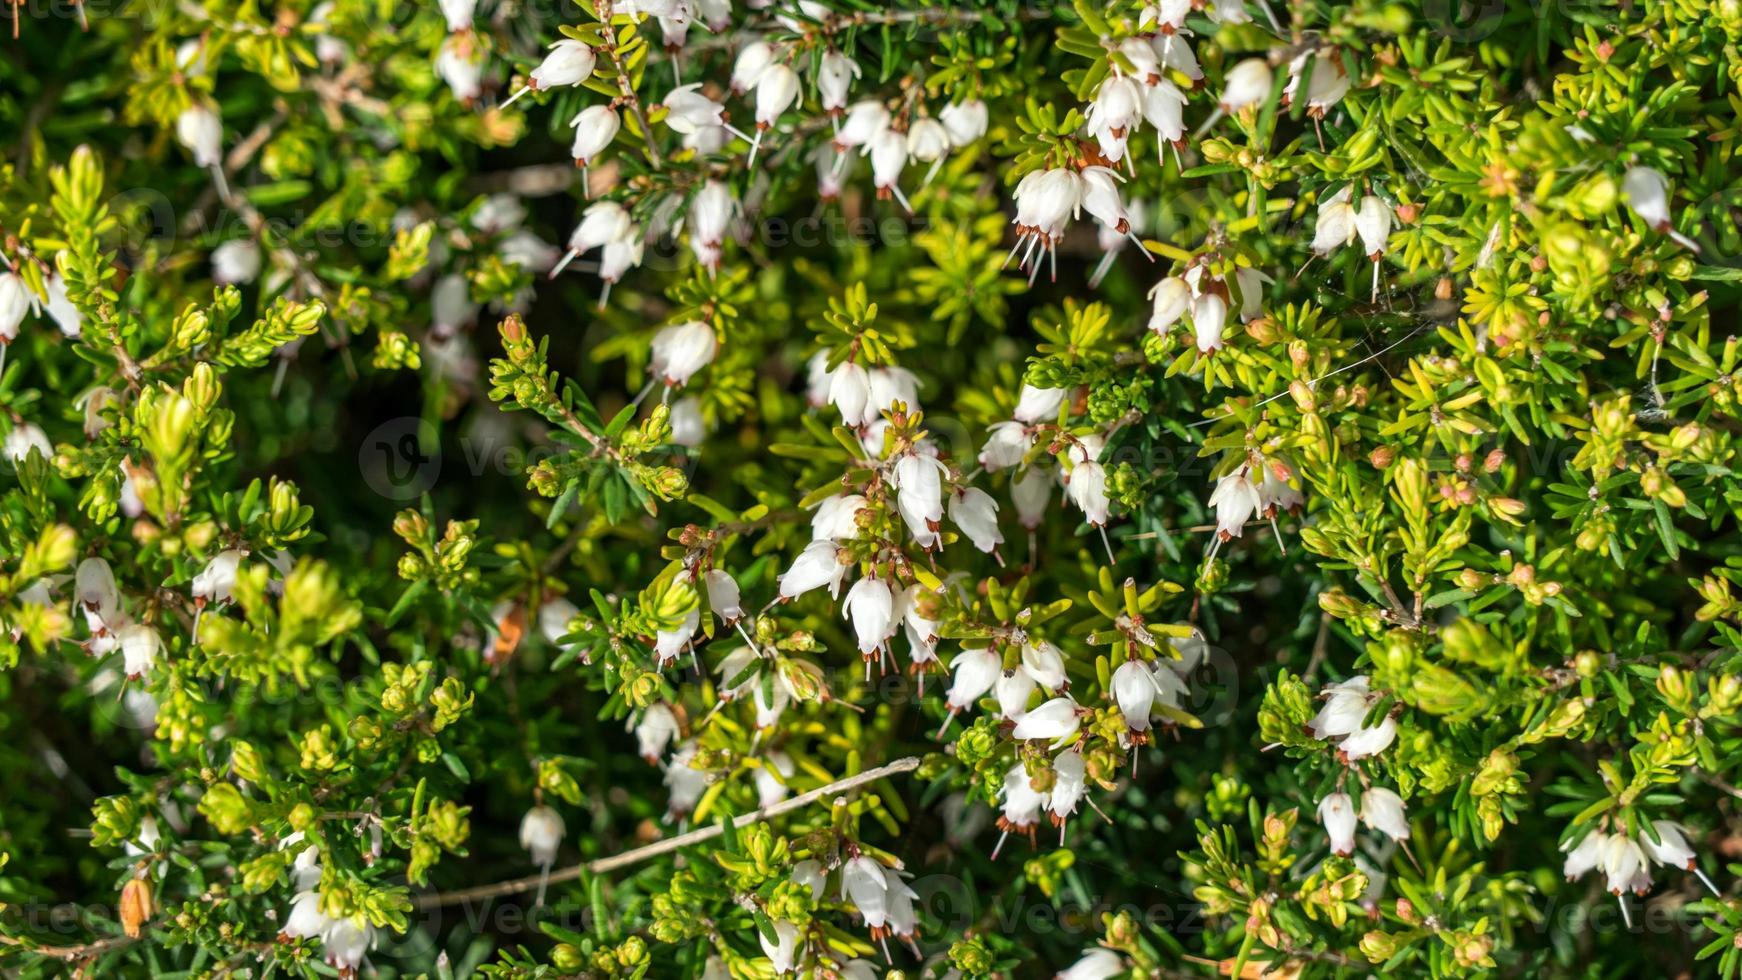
top-left (176, 104), bottom-right (223, 168)
top-left (434, 36), bottom-right (484, 102)
top-left (779, 540), bottom-right (849, 600)
top-left (980, 421), bottom-right (1034, 471)
top-left (1338, 715), bottom-right (1397, 760)
top-left (1600, 832), bottom-right (1649, 895)
top-left (0, 272), bottom-right (27, 346)
top-left (893, 452), bottom-right (948, 549)
top-left (1640, 820), bottom-right (1697, 871)
top-left (43, 271), bottom-right (82, 337)
top-left (1011, 696), bottom-right (1081, 744)
top-left (842, 855), bottom-right (890, 931)
top-left (570, 105), bottom-right (621, 168)
top-left (1307, 675), bottom-right (1373, 739)
top-left (945, 647), bottom-right (1000, 715)
top-left (995, 762), bottom-right (1047, 857)
top-left (949, 487), bottom-right (1004, 554)
top-left (836, 100), bottom-right (891, 153)
top-left (1009, 169), bottom-right (1085, 281)
top-left (1067, 458), bottom-right (1110, 528)
top-left (519, 804), bottom-right (565, 867)
top-left (754, 750), bottom-right (795, 807)
top-left (1112, 659), bottom-right (1158, 735)
top-left (279, 889), bottom-right (332, 941)
top-left (816, 49), bottom-right (859, 113)
top-left (4, 423), bottom-right (52, 465)
top-left (842, 576), bottom-right (895, 657)
top-left (995, 668), bottom-right (1037, 721)
top-left (211, 239), bottom-right (262, 286)
top-left (438, 0), bottom-right (475, 31)
top-left (1562, 830), bottom-right (1605, 880)
top-left (938, 99), bottom-right (989, 146)
top-left (1013, 384), bottom-right (1067, 423)
top-left (529, 39), bottom-right (597, 92)
top-left (649, 320), bottom-right (718, 387)
top-left (750, 62), bottom-right (801, 163)
top-left (866, 126), bottom-right (912, 211)
top-left (653, 606), bottom-right (700, 667)
top-left (322, 917), bottom-right (375, 975)
top-left (193, 550), bottom-right (244, 606)
top-left (1233, 266), bottom-right (1272, 322)
top-left (1623, 166), bottom-right (1699, 250)
top-left (1012, 464), bottom-right (1052, 530)
top-left (1318, 792), bottom-right (1357, 856)
top-left (810, 493), bottom-right (867, 541)
top-left (634, 703), bottom-right (680, 762)
top-left (1219, 59), bottom-right (1272, 113)
top-left (703, 568), bottom-right (742, 623)
top-left (1057, 947), bottom-right (1126, 980)
top-left (664, 741), bottom-right (710, 819)
top-left (1021, 640), bottom-right (1068, 691)
top-left (760, 919), bottom-right (802, 974)
top-left (688, 180), bottom-right (737, 271)
top-left (117, 623), bottom-right (161, 679)
top-left (1148, 276), bottom-right (1191, 337)
top-left (1359, 787), bottom-right (1410, 842)
top-left (663, 84), bottom-right (730, 148)
top-left (1208, 468), bottom-right (1263, 541)
top-left (1284, 50), bottom-right (1350, 119)
top-left (1191, 291), bottom-right (1229, 354)
top-left (828, 362), bottom-right (873, 426)
top-left (1048, 749), bottom-right (1088, 833)
top-left (76, 556), bottom-right (121, 632)
top-left (730, 40), bottom-right (775, 93)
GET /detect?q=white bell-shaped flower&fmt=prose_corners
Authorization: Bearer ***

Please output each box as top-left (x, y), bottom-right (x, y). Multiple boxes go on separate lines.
top-left (842, 576), bottom-right (895, 655)
top-left (994, 668), bottom-right (1036, 721)
top-left (939, 99), bottom-right (989, 146)
top-left (816, 49), bottom-right (859, 112)
top-left (778, 540), bottom-right (848, 600)
top-left (949, 487), bottom-right (1003, 554)
top-left (193, 550), bottom-right (244, 604)
top-left (1021, 640), bottom-right (1067, 691)
top-left (649, 320), bottom-right (717, 387)
top-left (1010, 695), bottom-right (1081, 743)
top-left (1219, 59), bottom-right (1272, 113)
top-left (653, 605), bottom-right (700, 666)
top-left (1318, 792), bottom-right (1357, 856)
top-left (810, 493), bottom-right (867, 541)
top-left (176, 104), bottom-right (223, 168)
top-left (1148, 276), bottom-right (1191, 336)
top-left (1013, 384), bottom-right (1066, 423)
top-left (1112, 659), bottom-right (1157, 733)
top-left (1359, 787), bottom-right (1410, 841)
top-left (519, 804), bottom-right (565, 866)
top-left (530, 39), bottom-right (596, 91)
top-left (1208, 467), bottom-right (1263, 542)
top-left (569, 105), bottom-right (620, 166)
top-left (118, 623), bottom-right (161, 679)
top-left (731, 41), bottom-right (775, 93)
top-left (703, 568), bottom-right (742, 623)
top-left (212, 239), bottom-right (262, 286)
top-left (635, 703), bottom-right (680, 762)
top-left (1012, 465), bottom-right (1052, 530)
top-left (1057, 947), bottom-right (1125, 980)
top-left (1191, 291), bottom-right (1229, 354)
top-left (945, 647), bottom-right (1000, 713)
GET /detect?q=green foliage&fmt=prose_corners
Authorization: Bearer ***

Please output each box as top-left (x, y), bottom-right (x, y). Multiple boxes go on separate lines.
top-left (3, 0), bottom-right (1742, 979)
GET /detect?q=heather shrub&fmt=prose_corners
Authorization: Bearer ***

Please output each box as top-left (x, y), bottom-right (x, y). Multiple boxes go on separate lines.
top-left (2, 1), bottom-right (1742, 978)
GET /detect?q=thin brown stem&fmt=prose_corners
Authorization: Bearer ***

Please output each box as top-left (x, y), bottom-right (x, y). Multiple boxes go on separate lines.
top-left (415, 756), bottom-right (920, 909)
